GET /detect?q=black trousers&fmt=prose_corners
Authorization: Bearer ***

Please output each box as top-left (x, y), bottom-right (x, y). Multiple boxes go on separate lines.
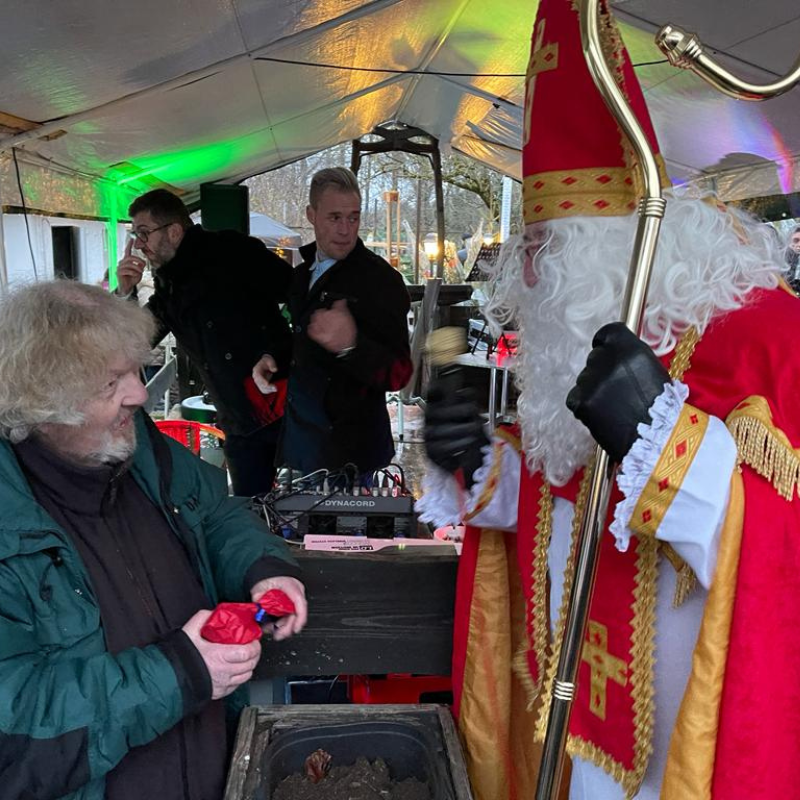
top-left (223, 420), bottom-right (281, 497)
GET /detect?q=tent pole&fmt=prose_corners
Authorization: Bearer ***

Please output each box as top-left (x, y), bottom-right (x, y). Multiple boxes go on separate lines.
top-left (0, 186), bottom-right (8, 295)
top-left (432, 147), bottom-right (445, 279)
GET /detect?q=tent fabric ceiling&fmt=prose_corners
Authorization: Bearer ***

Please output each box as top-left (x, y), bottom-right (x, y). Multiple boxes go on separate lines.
top-left (0, 0), bottom-right (798, 216)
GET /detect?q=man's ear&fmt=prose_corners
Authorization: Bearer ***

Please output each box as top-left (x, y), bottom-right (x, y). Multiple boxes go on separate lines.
top-left (168, 223), bottom-right (185, 247)
top-left (305, 204), bottom-right (315, 226)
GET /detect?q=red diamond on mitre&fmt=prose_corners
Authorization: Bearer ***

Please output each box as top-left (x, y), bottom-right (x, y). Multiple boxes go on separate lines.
top-left (624, 177), bottom-right (633, 185)
top-left (534, 204), bottom-right (544, 213)
top-left (642, 509), bottom-right (652, 523)
top-left (544, 52), bottom-right (555, 63)
top-left (593, 199), bottom-right (610, 210)
top-left (559, 200), bottom-right (575, 210)
top-left (561, 176), bottom-right (577, 185)
top-left (675, 441), bottom-right (687, 457)
top-left (658, 478), bottom-right (669, 492)
top-left (533, 180), bottom-right (545, 190)
top-left (596, 174), bottom-right (612, 184)
top-left (690, 413), bottom-right (699, 424)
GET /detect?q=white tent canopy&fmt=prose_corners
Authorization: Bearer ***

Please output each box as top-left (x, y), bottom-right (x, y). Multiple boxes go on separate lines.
top-left (0, 0), bottom-right (798, 223)
top-left (248, 213), bottom-right (302, 248)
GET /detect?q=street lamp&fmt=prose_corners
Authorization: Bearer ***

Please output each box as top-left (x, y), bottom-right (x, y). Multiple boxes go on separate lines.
top-left (423, 233), bottom-right (439, 278)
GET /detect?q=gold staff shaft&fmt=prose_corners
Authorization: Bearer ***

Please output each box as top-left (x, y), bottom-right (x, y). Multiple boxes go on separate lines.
top-left (534, 0), bottom-right (666, 796)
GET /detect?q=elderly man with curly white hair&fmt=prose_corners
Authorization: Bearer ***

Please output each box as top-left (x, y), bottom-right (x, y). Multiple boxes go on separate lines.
top-left (0, 280), bottom-right (307, 800)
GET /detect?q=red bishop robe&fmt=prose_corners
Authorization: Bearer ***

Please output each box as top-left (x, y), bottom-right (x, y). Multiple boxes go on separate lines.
top-left (421, 285), bottom-right (800, 800)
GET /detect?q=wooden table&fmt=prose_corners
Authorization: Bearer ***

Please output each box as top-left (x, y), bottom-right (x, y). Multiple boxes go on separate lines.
top-left (256, 546), bottom-right (458, 682)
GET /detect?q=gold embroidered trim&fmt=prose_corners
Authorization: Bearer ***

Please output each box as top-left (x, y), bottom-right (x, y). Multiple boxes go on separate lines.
top-left (464, 441), bottom-right (506, 521)
top-left (495, 426), bottom-right (522, 452)
top-left (528, 41), bottom-right (558, 80)
top-left (535, 462), bottom-right (594, 740)
top-left (658, 325), bottom-right (701, 603)
top-left (778, 276), bottom-right (798, 298)
top-left (660, 544), bottom-right (698, 608)
top-left (632, 405), bottom-right (709, 538)
top-left (624, 532), bottom-right (659, 797)
top-left (523, 168), bottom-right (638, 223)
top-left (513, 480), bottom-right (553, 709)
top-left (726, 396), bottom-right (800, 501)
top-left (668, 326), bottom-right (700, 382)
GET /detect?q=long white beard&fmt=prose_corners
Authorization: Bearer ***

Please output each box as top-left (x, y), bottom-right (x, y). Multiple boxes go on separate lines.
top-left (484, 194), bottom-right (781, 486)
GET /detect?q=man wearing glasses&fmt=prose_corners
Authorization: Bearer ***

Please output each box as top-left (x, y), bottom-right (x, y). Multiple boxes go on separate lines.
top-left (116, 189), bottom-right (292, 496)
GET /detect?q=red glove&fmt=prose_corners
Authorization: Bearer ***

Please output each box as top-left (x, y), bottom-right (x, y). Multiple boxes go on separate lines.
top-left (200, 590), bottom-right (297, 645)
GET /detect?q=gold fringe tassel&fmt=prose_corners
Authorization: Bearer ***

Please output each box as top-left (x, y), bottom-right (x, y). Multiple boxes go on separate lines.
top-left (728, 415), bottom-right (800, 502)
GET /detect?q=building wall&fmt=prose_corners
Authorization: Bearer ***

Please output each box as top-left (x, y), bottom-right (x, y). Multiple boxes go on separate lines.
top-left (2, 213), bottom-right (127, 289)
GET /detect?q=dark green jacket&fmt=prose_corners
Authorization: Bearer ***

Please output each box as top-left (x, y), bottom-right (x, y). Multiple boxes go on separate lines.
top-left (0, 412), bottom-right (298, 800)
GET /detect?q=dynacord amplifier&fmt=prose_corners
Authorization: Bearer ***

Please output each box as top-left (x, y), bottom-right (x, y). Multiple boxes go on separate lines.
top-left (271, 491), bottom-right (417, 538)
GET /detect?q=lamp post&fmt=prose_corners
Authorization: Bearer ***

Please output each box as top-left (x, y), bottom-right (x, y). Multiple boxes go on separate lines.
top-left (423, 233), bottom-right (439, 279)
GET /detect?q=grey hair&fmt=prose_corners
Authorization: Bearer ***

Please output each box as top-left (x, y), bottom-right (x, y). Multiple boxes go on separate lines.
top-left (309, 167), bottom-right (361, 208)
top-left (0, 280), bottom-right (155, 443)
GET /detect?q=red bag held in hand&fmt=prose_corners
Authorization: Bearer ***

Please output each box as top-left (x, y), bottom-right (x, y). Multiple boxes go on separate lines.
top-left (200, 589), bottom-right (296, 645)
top-left (244, 375), bottom-right (287, 426)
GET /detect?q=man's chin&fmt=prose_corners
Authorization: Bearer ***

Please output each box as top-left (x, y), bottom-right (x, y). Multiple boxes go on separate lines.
top-left (92, 430), bottom-right (137, 465)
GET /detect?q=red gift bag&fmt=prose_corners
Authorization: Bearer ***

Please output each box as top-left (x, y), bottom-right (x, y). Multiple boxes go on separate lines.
top-left (200, 590), bottom-right (296, 645)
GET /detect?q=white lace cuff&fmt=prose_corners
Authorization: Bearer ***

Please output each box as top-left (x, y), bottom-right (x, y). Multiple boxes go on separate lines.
top-left (610, 380), bottom-right (689, 551)
top-left (415, 437), bottom-right (520, 531)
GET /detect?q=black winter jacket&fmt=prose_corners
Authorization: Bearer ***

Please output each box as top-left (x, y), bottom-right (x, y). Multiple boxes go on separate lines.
top-left (279, 239), bottom-right (412, 473)
top-left (146, 225), bottom-right (293, 436)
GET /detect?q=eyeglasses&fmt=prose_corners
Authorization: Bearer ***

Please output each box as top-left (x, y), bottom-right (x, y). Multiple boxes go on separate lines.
top-left (127, 222), bottom-right (173, 243)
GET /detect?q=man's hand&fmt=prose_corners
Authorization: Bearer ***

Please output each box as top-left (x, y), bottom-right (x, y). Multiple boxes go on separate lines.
top-left (116, 240), bottom-right (146, 296)
top-left (182, 609), bottom-right (262, 700)
top-left (308, 299), bottom-right (357, 354)
top-left (250, 576), bottom-right (308, 641)
top-left (566, 322), bottom-right (671, 463)
top-left (252, 354), bottom-right (278, 393)
top-left (424, 378), bottom-right (488, 486)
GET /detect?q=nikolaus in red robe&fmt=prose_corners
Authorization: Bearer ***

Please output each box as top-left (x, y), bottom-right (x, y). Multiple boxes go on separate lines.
top-left (420, 277), bottom-right (800, 800)
top-left (417, 0), bottom-right (800, 796)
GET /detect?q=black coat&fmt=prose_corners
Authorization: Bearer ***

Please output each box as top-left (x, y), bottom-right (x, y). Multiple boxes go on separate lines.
top-left (145, 225), bottom-right (293, 436)
top-left (279, 239), bottom-right (412, 474)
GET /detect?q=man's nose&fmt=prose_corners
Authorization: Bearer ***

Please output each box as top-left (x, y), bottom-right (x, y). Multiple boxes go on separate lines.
top-left (123, 371), bottom-right (149, 406)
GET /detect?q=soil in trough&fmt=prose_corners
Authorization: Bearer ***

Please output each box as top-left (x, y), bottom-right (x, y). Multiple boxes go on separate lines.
top-left (272, 755), bottom-right (431, 800)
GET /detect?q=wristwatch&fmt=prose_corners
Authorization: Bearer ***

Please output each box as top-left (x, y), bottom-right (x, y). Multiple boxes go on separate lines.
top-left (336, 345), bottom-right (356, 359)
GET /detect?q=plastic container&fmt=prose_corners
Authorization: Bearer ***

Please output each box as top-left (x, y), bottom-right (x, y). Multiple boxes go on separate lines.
top-left (180, 394), bottom-right (217, 423)
top-left (259, 718), bottom-right (455, 800)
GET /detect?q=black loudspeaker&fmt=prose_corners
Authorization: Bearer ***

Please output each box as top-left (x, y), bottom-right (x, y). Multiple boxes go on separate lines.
top-left (200, 183), bottom-right (250, 233)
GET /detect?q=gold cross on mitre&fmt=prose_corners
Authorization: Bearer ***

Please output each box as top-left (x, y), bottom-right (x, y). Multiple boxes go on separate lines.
top-left (523, 17), bottom-right (559, 146)
top-left (581, 620), bottom-right (628, 720)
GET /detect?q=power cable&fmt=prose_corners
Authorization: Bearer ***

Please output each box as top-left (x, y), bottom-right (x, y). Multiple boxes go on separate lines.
top-left (11, 148), bottom-right (38, 280)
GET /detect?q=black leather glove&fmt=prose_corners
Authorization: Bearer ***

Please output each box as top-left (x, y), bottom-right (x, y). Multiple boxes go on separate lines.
top-left (424, 370), bottom-right (489, 487)
top-left (566, 322), bottom-right (670, 463)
